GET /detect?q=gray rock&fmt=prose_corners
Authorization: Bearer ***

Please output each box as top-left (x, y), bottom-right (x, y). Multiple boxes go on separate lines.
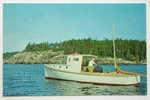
top-left (4, 50), bottom-right (65, 64)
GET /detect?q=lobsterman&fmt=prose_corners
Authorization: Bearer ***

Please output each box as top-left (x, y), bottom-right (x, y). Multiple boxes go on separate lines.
top-left (88, 58), bottom-right (97, 72)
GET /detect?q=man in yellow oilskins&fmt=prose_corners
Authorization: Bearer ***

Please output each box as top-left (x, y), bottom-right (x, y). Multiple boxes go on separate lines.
top-left (88, 58), bottom-right (97, 72)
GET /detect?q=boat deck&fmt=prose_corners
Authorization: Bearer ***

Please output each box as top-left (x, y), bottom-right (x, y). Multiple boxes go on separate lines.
top-left (80, 71), bottom-right (137, 77)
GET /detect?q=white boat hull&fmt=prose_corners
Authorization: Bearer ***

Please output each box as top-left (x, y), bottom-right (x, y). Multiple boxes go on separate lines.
top-left (44, 65), bottom-right (141, 86)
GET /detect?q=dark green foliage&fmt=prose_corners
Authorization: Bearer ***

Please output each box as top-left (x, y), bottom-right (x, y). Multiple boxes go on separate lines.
top-left (24, 42), bottom-right (51, 52)
top-left (23, 38), bottom-right (146, 61)
top-left (3, 52), bottom-right (18, 59)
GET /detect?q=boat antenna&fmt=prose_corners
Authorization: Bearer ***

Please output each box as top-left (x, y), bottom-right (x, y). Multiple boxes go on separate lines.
top-left (112, 24), bottom-right (117, 71)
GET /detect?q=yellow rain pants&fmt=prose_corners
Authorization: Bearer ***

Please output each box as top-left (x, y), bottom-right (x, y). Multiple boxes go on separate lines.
top-left (88, 66), bottom-right (93, 72)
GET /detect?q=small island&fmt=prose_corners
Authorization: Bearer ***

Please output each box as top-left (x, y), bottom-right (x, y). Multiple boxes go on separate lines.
top-left (3, 38), bottom-right (146, 65)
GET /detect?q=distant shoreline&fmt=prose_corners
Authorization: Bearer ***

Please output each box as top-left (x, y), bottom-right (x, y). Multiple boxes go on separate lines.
top-left (3, 39), bottom-right (146, 65)
top-left (3, 50), bottom-right (146, 65)
top-left (3, 63), bottom-right (147, 66)
top-left (2, 63), bottom-right (147, 65)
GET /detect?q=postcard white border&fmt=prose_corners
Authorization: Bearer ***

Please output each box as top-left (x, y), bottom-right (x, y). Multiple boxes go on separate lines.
top-left (0, 0), bottom-right (149, 100)
top-left (0, 0), bottom-right (147, 4)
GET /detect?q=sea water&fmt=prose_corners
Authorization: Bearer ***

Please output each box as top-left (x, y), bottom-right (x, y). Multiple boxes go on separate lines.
top-left (3, 64), bottom-right (147, 96)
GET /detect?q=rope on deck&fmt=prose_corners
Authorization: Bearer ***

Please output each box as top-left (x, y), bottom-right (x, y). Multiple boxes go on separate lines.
top-left (115, 64), bottom-right (147, 78)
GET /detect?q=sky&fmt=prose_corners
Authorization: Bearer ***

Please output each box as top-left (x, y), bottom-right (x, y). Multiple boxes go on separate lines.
top-left (3, 4), bottom-right (146, 52)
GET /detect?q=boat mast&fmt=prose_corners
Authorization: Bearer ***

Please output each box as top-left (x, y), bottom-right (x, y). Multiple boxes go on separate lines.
top-left (111, 25), bottom-right (146, 77)
top-left (112, 24), bottom-right (117, 70)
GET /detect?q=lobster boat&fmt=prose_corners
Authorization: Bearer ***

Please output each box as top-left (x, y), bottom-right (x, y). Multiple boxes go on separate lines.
top-left (44, 53), bottom-right (142, 86)
top-left (43, 25), bottom-right (145, 86)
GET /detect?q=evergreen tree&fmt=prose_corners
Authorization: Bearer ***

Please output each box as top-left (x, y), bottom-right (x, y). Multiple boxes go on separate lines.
top-left (23, 38), bottom-right (146, 61)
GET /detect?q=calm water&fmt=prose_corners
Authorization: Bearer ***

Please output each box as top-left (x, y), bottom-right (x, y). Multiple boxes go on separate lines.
top-left (3, 64), bottom-right (147, 96)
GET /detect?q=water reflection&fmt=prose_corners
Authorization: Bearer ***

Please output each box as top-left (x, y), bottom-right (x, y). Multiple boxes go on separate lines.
top-left (45, 79), bottom-right (144, 96)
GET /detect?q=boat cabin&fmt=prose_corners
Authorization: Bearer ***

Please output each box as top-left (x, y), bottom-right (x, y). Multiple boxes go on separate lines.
top-left (66, 54), bottom-right (83, 73)
top-left (47, 53), bottom-right (97, 73)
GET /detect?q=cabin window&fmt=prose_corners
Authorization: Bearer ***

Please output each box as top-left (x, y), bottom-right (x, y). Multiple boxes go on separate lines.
top-left (66, 66), bottom-right (68, 69)
top-left (73, 57), bottom-right (79, 61)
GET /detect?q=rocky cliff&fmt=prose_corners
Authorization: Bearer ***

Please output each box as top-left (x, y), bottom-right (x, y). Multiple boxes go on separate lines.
top-left (3, 50), bottom-right (66, 64)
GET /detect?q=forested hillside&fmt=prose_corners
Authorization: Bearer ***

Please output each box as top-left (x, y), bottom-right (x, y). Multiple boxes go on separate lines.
top-left (24, 38), bottom-right (146, 62)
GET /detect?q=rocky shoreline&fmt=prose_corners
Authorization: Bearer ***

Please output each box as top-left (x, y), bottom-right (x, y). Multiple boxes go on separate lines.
top-left (3, 50), bottom-right (146, 65)
top-left (3, 50), bottom-right (65, 64)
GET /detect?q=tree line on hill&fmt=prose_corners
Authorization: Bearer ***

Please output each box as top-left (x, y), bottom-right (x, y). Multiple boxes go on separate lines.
top-left (23, 38), bottom-right (146, 62)
top-left (3, 52), bottom-right (19, 60)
